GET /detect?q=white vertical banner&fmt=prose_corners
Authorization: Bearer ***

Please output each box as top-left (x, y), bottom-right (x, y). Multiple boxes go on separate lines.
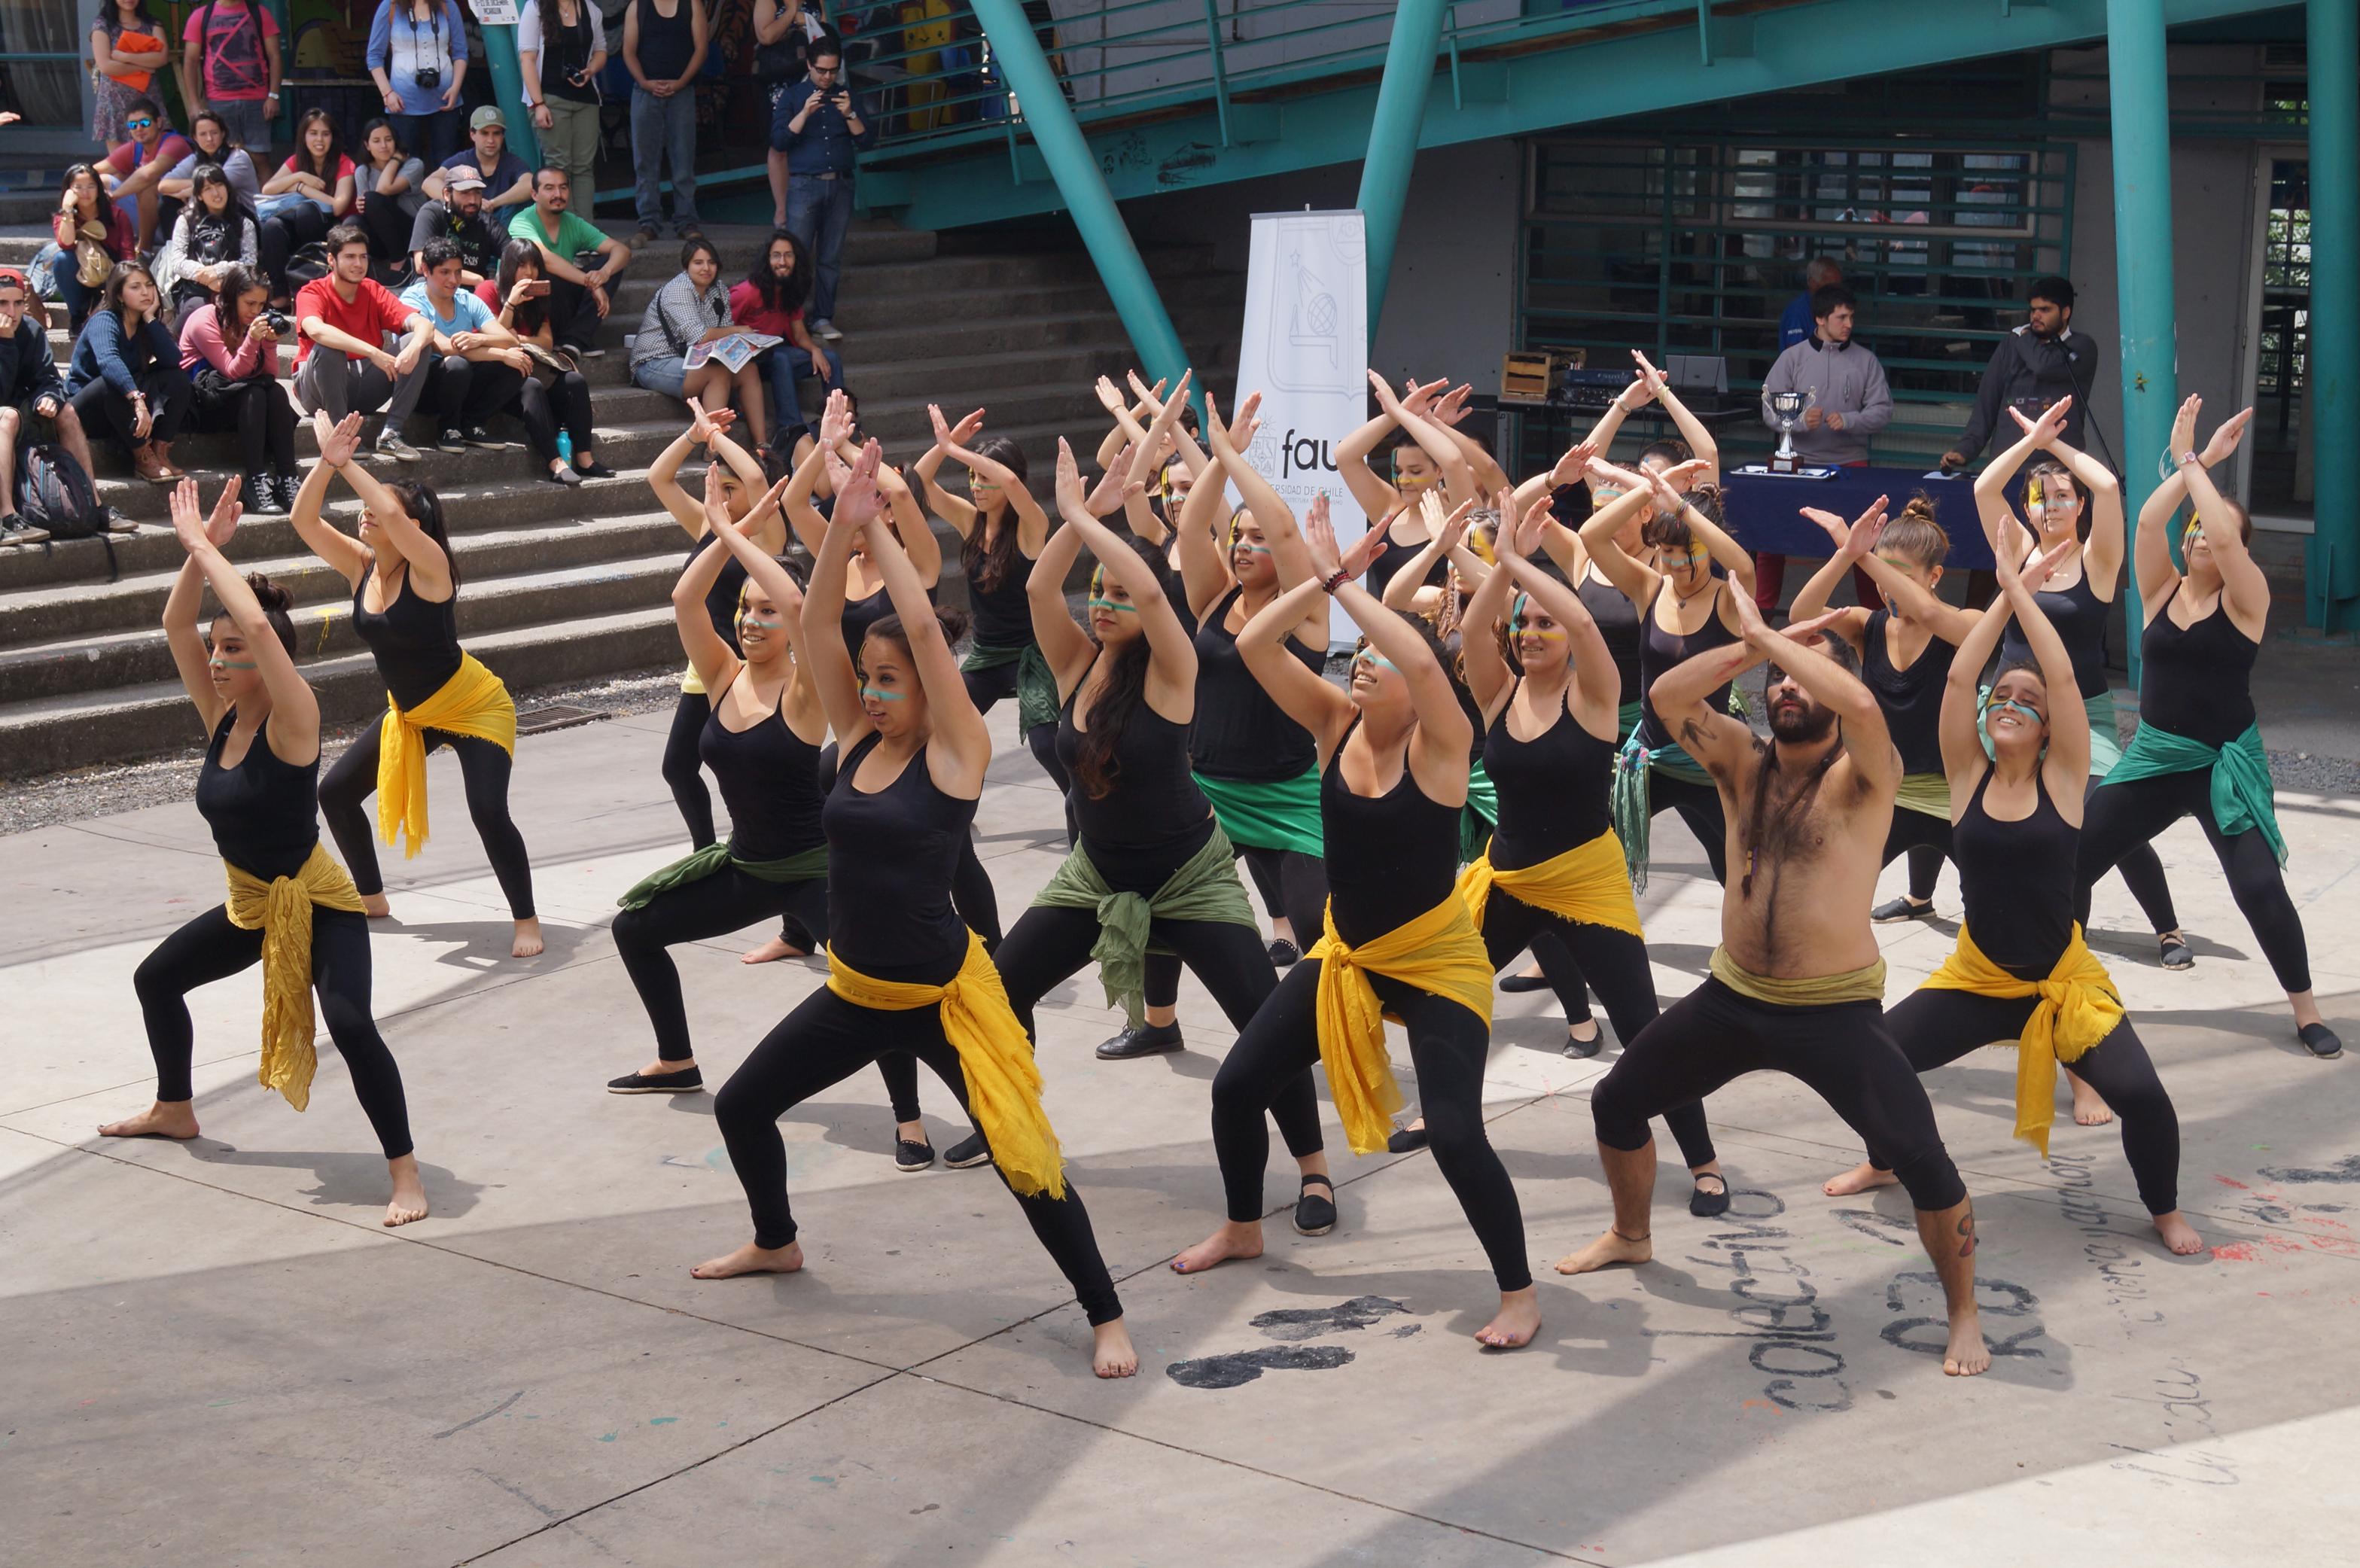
top-left (1237, 209), bottom-right (1369, 646)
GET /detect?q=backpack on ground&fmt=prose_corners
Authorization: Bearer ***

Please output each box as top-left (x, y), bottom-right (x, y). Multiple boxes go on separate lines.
top-left (17, 443), bottom-right (103, 540)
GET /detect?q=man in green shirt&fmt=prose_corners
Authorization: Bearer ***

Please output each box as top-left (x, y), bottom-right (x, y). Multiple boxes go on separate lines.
top-left (507, 163), bottom-right (632, 357)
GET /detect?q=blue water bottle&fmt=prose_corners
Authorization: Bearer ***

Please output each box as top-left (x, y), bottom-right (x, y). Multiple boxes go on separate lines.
top-left (557, 429), bottom-right (574, 466)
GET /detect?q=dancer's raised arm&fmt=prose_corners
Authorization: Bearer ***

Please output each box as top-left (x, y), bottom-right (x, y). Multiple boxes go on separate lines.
top-left (309, 410), bottom-right (452, 601)
top-left (2006, 400), bottom-right (2126, 594)
top-left (1368, 370), bottom-right (1476, 507)
top-left (649, 398), bottom-right (764, 537)
top-left (1044, 438), bottom-right (1197, 709)
top-left (163, 480), bottom-right (313, 750)
top-left (1970, 396), bottom-right (2063, 565)
top-left (287, 413), bottom-right (373, 587)
top-left (1629, 351), bottom-right (1719, 483)
top-left (1207, 391), bottom-right (1317, 592)
top-left (2176, 403), bottom-right (2268, 637)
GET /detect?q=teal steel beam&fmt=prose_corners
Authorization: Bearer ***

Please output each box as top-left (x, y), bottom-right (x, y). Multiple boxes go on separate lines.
top-left (477, 25), bottom-right (542, 170)
top-left (1201, 0), bottom-right (1234, 145)
top-left (967, 0), bottom-right (1188, 395)
top-left (2108, 0), bottom-right (2176, 684)
top-left (2305, 0), bottom-right (2358, 631)
top-left (1355, 0), bottom-right (1451, 340)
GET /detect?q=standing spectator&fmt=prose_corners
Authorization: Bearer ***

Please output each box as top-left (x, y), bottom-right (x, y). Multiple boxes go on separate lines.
top-left (0, 267), bottom-right (102, 547)
top-left (50, 163), bottom-right (138, 331)
top-left (624, 0), bottom-right (708, 247)
top-left (773, 32), bottom-right (871, 343)
top-left (479, 239), bottom-right (609, 481)
top-left (519, 0), bottom-right (608, 193)
top-left (1754, 283), bottom-right (1894, 610)
top-left (400, 237), bottom-right (530, 460)
top-left (1778, 256), bottom-right (1841, 351)
top-left (424, 107), bottom-right (534, 218)
top-left (630, 237), bottom-right (764, 428)
top-left (257, 109), bottom-right (355, 306)
top-left (507, 165), bottom-right (632, 357)
top-left (99, 96), bottom-right (193, 251)
top-left (157, 110), bottom-right (263, 217)
top-left (155, 162), bottom-right (259, 318)
top-left (1941, 276), bottom-right (2100, 470)
top-left (367, 0), bottom-right (470, 166)
top-left (407, 164), bottom-right (505, 288)
top-left (177, 262), bottom-right (297, 513)
top-left (291, 224), bottom-right (434, 461)
top-left (354, 117), bottom-right (428, 280)
top-left (89, 0), bottom-right (173, 149)
top-left (178, 0), bottom-right (282, 156)
top-left (728, 227), bottom-right (839, 449)
top-left (753, 0), bottom-right (824, 229)
top-left (66, 262), bottom-right (193, 484)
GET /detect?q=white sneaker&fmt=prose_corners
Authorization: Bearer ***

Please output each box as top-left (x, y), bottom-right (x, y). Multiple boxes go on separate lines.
top-left (812, 318), bottom-right (843, 342)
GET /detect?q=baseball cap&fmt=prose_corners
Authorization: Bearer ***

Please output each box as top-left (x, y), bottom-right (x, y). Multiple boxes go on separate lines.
top-left (470, 105), bottom-right (506, 132)
top-left (445, 164), bottom-right (487, 191)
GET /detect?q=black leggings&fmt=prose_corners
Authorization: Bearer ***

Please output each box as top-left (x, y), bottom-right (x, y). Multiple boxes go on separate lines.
top-left (614, 866), bottom-right (833, 1063)
top-left (517, 370), bottom-right (595, 464)
top-left (1868, 988), bottom-right (2180, 1214)
top-left (69, 361), bottom-right (192, 458)
top-left (320, 720), bottom-right (537, 919)
top-left (187, 373), bottom-right (297, 480)
top-left (358, 190), bottom-right (416, 269)
top-left (714, 985), bottom-right (1124, 1323)
top-left (1881, 808), bottom-right (1953, 904)
top-left (2085, 772), bottom-right (2189, 940)
top-left (258, 202), bottom-right (330, 299)
top-left (427, 356), bottom-right (524, 432)
top-left (1212, 961), bottom-right (1531, 1292)
top-left (2078, 767), bottom-right (2310, 993)
top-left (962, 661), bottom-right (1074, 843)
top-left (1648, 769), bottom-right (1730, 884)
top-left (1479, 891), bottom-right (1716, 1171)
top-left (1143, 840), bottom-right (1328, 1009)
top-left (135, 904), bottom-right (413, 1159)
top-left (1593, 979), bottom-right (1966, 1213)
top-left (661, 691), bottom-right (720, 849)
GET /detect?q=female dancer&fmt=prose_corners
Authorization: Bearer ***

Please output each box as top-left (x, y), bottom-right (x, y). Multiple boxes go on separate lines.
top-left (696, 442), bottom-right (1140, 1381)
top-left (1975, 397), bottom-right (2185, 967)
top-left (1455, 490), bottom-right (1728, 1215)
top-left (103, 478), bottom-right (426, 1228)
top-left (1174, 504), bottom-right (1540, 1352)
top-left (1337, 370), bottom-right (1478, 598)
top-left (297, 411), bottom-right (542, 958)
top-left (913, 406), bottom-right (1074, 831)
top-left (1823, 534), bottom-right (2200, 1253)
top-left (2078, 397), bottom-right (2338, 1058)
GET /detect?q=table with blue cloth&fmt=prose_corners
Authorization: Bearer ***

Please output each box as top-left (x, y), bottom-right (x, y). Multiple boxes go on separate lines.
top-left (1722, 465), bottom-right (1996, 570)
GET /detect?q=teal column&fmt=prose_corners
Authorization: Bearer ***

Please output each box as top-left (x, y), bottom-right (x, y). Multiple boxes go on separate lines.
top-left (2305, 0), bottom-right (2358, 630)
top-left (479, 24), bottom-right (542, 170)
top-left (2107, 0), bottom-right (2177, 685)
top-left (969, 0), bottom-right (1186, 394)
top-left (1354, 0), bottom-right (1448, 342)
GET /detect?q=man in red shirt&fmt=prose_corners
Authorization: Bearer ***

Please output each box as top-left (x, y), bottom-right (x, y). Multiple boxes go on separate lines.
top-left (294, 224), bottom-right (434, 461)
top-left (99, 96), bottom-right (194, 251)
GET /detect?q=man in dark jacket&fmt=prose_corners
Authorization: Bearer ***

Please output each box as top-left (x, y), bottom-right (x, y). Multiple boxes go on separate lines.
top-left (1942, 276), bottom-right (2100, 470)
top-left (0, 266), bottom-right (99, 546)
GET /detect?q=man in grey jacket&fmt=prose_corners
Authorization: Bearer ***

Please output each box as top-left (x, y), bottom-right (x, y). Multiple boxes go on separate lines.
top-left (1753, 285), bottom-right (1893, 607)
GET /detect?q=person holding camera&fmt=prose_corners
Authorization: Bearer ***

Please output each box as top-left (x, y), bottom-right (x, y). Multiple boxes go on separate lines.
top-left (178, 262), bottom-right (297, 515)
top-left (367, 0), bottom-right (470, 166)
top-left (519, 0), bottom-right (609, 194)
top-left (0, 267), bottom-right (104, 547)
top-left (773, 33), bottom-right (872, 343)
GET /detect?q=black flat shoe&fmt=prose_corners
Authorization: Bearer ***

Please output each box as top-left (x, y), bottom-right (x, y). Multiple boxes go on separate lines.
top-left (896, 1137), bottom-right (936, 1171)
top-left (1871, 895), bottom-right (1937, 924)
top-left (2299, 1022), bottom-right (2343, 1060)
top-left (1293, 1174), bottom-right (1337, 1236)
top-left (574, 460), bottom-right (618, 480)
top-left (1689, 1174), bottom-right (1731, 1218)
top-left (1096, 1019), bottom-right (1183, 1060)
top-left (1563, 1023), bottom-right (1603, 1060)
top-left (1386, 1124), bottom-right (1428, 1154)
top-left (1267, 937), bottom-right (1300, 967)
top-left (942, 1131), bottom-right (994, 1168)
top-left (1499, 973), bottom-right (1552, 994)
top-left (2159, 933), bottom-right (2194, 970)
top-left (608, 1066), bottom-right (702, 1094)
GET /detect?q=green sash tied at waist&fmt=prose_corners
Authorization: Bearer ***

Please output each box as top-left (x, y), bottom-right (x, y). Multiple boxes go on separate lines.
top-left (1611, 732), bottom-right (1714, 892)
top-left (1192, 766), bottom-right (1325, 858)
top-left (961, 640), bottom-right (1060, 733)
top-left (2103, 719), bottom-right (2285, 867)
top-left (1029, 824), bottom-right (1258, 1025)
top-left (1461, 758), bottom-right (1498, 864)
top-left (1616, 699), bottom-right (1643, 744)
top-left (617, 841), bottom-right (832, 912)
top-left (1895, 771), bottom-right (1951, 821)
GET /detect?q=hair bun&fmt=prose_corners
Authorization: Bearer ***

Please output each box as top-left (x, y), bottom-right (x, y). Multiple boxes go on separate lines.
top-left (245, 571), bottom-right (294, 614)
top-left (1901, 493), bottom-right (1939, 523)
top-left (934, 605), bottom-right (972, 646)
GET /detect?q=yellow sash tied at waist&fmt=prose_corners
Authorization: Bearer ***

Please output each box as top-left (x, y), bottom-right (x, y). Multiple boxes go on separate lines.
top-left (826, 931), bottom-right (1066, 1198)
top-left (377, 652), bottom-right (516, 860)
top-left (1308, 894), bottom-right (1496, 1156)
top-left (1709, 946), bottom-right (1889, 1008)
top-left (1921, 921), bottom-right (2122, 1159)
top-left (1456, 827), bottom-right (1643, 940)
top-left (223, 843), bottom-right (367, 1113)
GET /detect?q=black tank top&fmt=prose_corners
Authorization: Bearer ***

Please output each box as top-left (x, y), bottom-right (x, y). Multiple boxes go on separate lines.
top-left (1052, 663), bottom-right (1215, 893)
top-left (1579, 568), bottom-right (1643, 717)
top-left (1862, 610), bottom-right (1956, 776)
top-left (197, 711), bottom-right (321, 881)
top-left (1438, 626), bottom-right (1487, 762)
top-left (630, 0), bottom-right (696, 81)
top-left (964, 522), bottom-right (1035, 650)
top-left (1320, 718), bottom-right (1463, 946)
top-left (2138, 587), bottom-right (2258, 747)
top-left (1190, 587), bottom-right (1325, 781)
top-left (1484, 684), bottom-right (1615, 870)
top-left (822, 732), bottom-right (973, 982)
top-left (1364, 522), bottom-right (1445, 601)
top-left (352, 566), bottom-right (463, 711)
top-left (1637, 580), bottom-right (1737, 750)
top-left (840, 579), bottom-right (935, 665)
top-left (688, 534), bottom-right (748, 655)
top-left (701, 681), bottom-right (826, 863)
top-left (1953, 768), bottom-right (2078, 981)
top-left (2001, 565), bottom-right (2109, 699)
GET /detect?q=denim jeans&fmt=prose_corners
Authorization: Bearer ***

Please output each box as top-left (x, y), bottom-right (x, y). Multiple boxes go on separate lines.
top-left (783, 176), bottom-right (853, 322)
top-left (212, 96), bottom-right (274, 157)
top-left (758, 342), bottom-right (840, 436)
top-left (629, 87), bottom-right (699, 232)
top-left (391, 105), bottom-right (465, 166)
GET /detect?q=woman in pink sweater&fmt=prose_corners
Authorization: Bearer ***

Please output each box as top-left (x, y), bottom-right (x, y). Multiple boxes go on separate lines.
top-left (178, 263), bottom-right (297, 514)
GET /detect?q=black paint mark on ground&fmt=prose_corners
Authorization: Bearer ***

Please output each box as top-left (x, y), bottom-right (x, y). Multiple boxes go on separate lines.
top-left (1390, 1323), bottom-right (1422, 1339)
top-left (2256, 1154), bottom-right (2360, 1184)
top-left (1832, 1208), bottom-right (1914, 1247)
top-left (434, 1389), bottom-right (525, 1439)
top-left (1167, 1345), bottom-right (1355, 1390)
top-left (1249, 1295), bottom-right (1410, 1341)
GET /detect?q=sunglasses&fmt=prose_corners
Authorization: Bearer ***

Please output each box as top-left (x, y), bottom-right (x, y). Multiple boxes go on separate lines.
top-left (125, 117), bottom-right (155, 130)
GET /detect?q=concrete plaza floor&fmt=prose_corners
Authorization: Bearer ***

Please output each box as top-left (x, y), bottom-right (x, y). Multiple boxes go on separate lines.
top-left (4, 700), bottom-right (2358, 1567)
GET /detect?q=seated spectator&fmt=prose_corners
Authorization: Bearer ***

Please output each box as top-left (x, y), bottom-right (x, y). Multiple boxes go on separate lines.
top-left (156, 111), bottom-right (262, 236)
top-left (156, 163), bottom-right (259, 319)
top-left (399, 237), bottom-right (528, 459)
top-left (291, 224), bottom-right (433, 462)
top-left (98, 93), bottom-right (192, 251)
top-left (423, 106), bottom-right (532, 215)
top-left (178, 262), bottom-right (295, 514)
top-left (50, 163), bottom-right (138, 331)
top-left (507, 164), bottom-right (631, 357)
top-left (479, 238), bottom-right (607, 482)
top-left (630, 238), bottom-right (763, 431)
top-left (367, 0), bottom-right (470, 166)
top-left (355, 117), bottom-right (429, 282)
top-left (90, 0), bottom-right (174, 149)
top-left (66, 261), bottom-right (193, 485)
top-left (258, 109), bottom-right (357, 307)
top-left (408, 163), bottom-right (504, 288)
top-left (728, 227), bottom-right (839, 455)
top-left (0, 266), bottom-right (102, 547)
top-left (178, 0), bottom-right (282, 158)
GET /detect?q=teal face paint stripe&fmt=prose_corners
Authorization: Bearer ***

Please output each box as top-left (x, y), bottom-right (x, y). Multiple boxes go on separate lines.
top-left (861, 686), bottom-right (908, 702)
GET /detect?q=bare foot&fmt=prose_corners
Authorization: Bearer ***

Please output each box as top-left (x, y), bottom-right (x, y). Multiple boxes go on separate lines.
top-left (1823, 1162), bottom-right (1899, 1197)
top-left (2153, 1210), bottom-right (2204, 1256)
top-left (360, 891), bottom-right (391, 918)
top-left (1092, 1318), bottom-right (1139, 1378)
top-left (740, 935), bottom-right (808, 964)
top-left (511, 918), bottom-right (544, 958)
top-left (98, 1101), bottom-right (199, 1140)
top-left (1555, 1226), bottom-right (1649, 1275)
top-left (385, 1154), bottom-right (428, 1226)
top-left (1171, 1220), bottom-right (1262, 1274)
top-left (1944, 1311), bottom-right (1990, 1377)
top-left (2069, 1073), bottom-right (2113, 1127)
top-left (1475, 1286), bottom-right (1542, 1348)
top-left (693, 1239), bottom-right (805, 1279)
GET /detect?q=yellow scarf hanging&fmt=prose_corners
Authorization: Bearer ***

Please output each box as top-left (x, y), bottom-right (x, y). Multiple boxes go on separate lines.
top-left (1308, 894), bottom-right (1497, 1155)
top-left (1457, 827), bottom-right (1643, 939)
top-left (223, 843), bottom-right (367, 1112)
top-left (376, 652), bottom-right (516, 859)
top-left (826, 931), bottom-right (1066, 1198)
top-left (1920, 922), bottom-right (2123, 1158)
top-left (1709, 946), bottom-right (1889, 1007)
